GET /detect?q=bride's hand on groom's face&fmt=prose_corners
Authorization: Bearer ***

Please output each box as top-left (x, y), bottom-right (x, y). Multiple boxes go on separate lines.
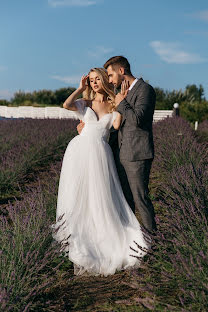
top-left (115, 80), bottom-right (129, 106)
top-left (121, 80), bottom-right (129, 97)
top-left (77, 120), bottom-right (85, 134)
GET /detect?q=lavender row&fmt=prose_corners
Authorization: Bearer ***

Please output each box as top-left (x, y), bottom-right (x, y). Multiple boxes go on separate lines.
top-left (0, 118), bottom-right (78, 201)
top-left (132, 117), bottom-right (208, 311)
top-left (197, 119), bottom-right (208, 142)
top-left (0, 160), bottom-right (74, 311)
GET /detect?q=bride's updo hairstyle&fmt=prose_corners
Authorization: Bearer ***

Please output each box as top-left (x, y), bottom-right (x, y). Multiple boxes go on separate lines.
top-left (83, 67), bottom-right (116, 112)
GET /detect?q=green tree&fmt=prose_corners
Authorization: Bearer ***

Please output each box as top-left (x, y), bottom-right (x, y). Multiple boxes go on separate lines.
top-left (184, 84), bottom-right (204, 103)
top-left (0, 99), bottom-right (10, 106)
top-left (155, 84), bottom-right (206, 110)
top-left (180, 100), bottom-right (208, 123)
top-left (54, 87), bottom-right (76, 106)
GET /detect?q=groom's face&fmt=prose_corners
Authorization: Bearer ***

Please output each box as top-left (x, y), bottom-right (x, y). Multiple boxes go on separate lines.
top-left (106, 65), bottom-right (123, 89)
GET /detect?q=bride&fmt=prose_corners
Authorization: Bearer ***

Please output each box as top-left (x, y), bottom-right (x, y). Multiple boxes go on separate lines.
top-left (51, 68), bottom-right (151, 277)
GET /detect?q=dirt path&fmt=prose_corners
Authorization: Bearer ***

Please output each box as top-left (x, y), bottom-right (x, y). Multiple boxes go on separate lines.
top-left (46, 265), bottom-right (145, 312)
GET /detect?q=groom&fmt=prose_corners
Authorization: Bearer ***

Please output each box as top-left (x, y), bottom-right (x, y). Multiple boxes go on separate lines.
top-left (78, 56), bottom-right (157, 234)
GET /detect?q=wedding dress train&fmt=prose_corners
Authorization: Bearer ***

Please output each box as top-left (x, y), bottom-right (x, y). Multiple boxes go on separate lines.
top-left (51, 99), bottom-right (150, 277)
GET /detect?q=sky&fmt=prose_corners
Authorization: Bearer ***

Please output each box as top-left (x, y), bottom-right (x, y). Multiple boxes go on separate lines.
top-left (0, 0), bottom-right (208, 100)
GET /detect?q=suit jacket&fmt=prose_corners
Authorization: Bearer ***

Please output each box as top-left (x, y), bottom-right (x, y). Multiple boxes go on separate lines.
top-left (116, 78), bottom-right (156, 161)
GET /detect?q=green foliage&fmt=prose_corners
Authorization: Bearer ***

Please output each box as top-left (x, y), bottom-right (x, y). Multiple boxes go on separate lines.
top-left (155, 84), bottom-right (208, 122)
top-left (180, 100), bottom-right (208, 123)
top-left (54, 87), bottom-right (76, 105)
top-left (185, 83), bottom-right (204, 102)
top-left (2, 83), bottom-right (207, 122)
top-left (155, 87), bottom-right (185, 109)
top-left (0, 99), bottom-right (10, 106)
top-left (10, 87), bottom-right (76, 107)
top-left (155, 83), bottom-right (205, 110)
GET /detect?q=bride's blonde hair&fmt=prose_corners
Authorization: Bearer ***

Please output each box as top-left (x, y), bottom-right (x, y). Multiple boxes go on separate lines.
top-left (83, 68), bottom-right (116, 112)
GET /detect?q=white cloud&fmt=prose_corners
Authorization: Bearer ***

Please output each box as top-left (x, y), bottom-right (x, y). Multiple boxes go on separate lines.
top-left (51, 75), bottom-right (81, 84)
top-left (150, 41), bottom-right (207, 64)
top-left (192, 10), bottom-right (208, 22)
top-left (0, 90), bottom-right (14, 100)
top-left (88, 46), bottom-right (114, 59)
top-left (48, 0), bottom-right (97, 7)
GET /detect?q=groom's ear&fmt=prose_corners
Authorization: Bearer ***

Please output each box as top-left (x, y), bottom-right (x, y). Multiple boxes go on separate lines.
top-left (118, 67), bottom-right (125, 75)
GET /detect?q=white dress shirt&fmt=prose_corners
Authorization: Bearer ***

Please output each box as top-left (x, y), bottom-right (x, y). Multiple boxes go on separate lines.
top-left (128, 78), bottom-right (138, 91)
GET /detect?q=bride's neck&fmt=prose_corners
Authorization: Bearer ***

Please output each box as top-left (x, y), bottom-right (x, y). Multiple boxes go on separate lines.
top-left (94, 92), bottom-right (107, 103)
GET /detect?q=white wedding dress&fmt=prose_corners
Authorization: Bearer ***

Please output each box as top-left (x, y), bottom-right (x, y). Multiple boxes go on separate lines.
top-left (51, 99), bottom-right (150, 277)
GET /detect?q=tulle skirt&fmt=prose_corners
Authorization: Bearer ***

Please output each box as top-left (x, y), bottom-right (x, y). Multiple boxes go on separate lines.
top-left (51, 134), bottom-right (150, 276)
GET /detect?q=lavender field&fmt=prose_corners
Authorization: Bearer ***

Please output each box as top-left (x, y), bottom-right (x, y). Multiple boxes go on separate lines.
top-left (0, 117), bottom-right (208, 311)
top-left (0, 118), bottom-right (78, 203)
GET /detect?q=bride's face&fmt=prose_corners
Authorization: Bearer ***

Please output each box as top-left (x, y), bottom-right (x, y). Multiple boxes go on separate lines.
top-left (89, 72), bottom-right (103, 93)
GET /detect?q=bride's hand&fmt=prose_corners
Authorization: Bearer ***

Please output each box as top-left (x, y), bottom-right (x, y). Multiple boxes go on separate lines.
top-left (78, 75), bottom-right (89, 92)
top-left (121, 80), bottom-right (129, 97)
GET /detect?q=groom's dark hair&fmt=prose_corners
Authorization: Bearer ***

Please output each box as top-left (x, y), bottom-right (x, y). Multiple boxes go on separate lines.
top-left (103, 56), bottom-right (132, 75)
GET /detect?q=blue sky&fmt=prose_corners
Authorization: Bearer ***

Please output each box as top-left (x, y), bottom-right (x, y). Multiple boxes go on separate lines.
top-left (1, 0), bottom-right (208, 100)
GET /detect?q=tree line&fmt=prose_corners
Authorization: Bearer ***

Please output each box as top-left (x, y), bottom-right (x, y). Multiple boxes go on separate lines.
top-left (154, 84), bottom-right (208, 123)
top-left (0, 84), bottom-right (207, 123)
top-left (0, 87), bottom-right (76, 107)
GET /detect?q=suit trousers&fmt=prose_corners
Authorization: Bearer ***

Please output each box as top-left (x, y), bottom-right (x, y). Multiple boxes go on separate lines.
top-left (120, 158), bottom-right (157, 233)
top-left (109, 130), bottom-right (135, 213)
top-left (113, 147), bottom-right (135, 213)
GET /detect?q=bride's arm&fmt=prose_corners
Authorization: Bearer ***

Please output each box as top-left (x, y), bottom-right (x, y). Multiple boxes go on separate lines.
top-left (63, 75), bottom-right (88, 111)
top-left (112, 80), bottom-right (128, 129)
top-left (113, 112), bottom-right (122, 130)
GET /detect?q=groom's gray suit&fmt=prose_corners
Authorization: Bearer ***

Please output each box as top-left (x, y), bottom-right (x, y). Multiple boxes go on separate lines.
top-left (109, 77), bottom-right (156, 233)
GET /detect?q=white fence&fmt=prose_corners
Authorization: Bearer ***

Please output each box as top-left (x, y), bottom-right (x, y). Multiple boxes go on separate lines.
top-left (0, 106), bottom-right (173, 122)
top-left (0, 106), bottom-right (79, 120)
top-left (153, 110), bottom-right (173, 122)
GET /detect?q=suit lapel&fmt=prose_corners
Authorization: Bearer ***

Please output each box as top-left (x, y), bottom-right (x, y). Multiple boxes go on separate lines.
top-left (120, 78), bottom-right (144, 127)
top-left (126, 77), bottom-right (143, 103)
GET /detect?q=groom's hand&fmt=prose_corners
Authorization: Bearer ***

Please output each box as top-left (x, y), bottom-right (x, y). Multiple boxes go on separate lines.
top-left (77, 120), bottom-right (85, 134)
